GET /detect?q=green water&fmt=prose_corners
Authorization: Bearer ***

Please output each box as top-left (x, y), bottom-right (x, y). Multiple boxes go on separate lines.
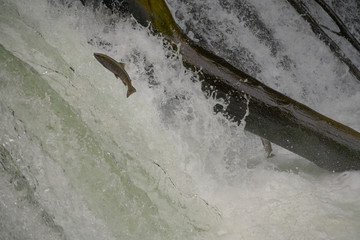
top-left (1, 0), bottom-right (360, 239)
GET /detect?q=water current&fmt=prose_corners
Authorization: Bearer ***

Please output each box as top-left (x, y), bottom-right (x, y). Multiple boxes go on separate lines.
top-left (1, 0), bottom-right (360, 239)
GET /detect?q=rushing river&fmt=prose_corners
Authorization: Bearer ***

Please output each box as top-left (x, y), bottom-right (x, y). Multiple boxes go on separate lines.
top-left (1, 0), bottom-right (360, 239)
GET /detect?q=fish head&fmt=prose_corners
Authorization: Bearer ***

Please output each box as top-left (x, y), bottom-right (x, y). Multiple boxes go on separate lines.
top-left (94, 53), bottom-right (115, 70)
top-left (94, 53), bottom-right (107, 63)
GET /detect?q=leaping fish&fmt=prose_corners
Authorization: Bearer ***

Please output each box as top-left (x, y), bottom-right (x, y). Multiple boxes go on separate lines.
top-left (94, 53), bottom-right (136, 98)
top-left (261, 138), bottom-right (274, 158)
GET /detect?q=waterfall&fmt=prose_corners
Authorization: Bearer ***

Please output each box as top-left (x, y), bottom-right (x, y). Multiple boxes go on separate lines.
top-left (1, 0), bottom-right (360, 239)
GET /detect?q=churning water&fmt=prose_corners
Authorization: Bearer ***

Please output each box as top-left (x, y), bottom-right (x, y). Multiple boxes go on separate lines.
top-left (1, 0), bottom-right (360, 239)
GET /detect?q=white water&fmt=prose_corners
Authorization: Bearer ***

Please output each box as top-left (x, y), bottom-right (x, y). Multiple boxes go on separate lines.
top-left (1, 0), bottom-right (360, 239)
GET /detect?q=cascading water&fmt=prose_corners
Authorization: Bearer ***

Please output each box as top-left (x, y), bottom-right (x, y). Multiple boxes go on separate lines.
top-left (1, 0), bottom-right (360, 239)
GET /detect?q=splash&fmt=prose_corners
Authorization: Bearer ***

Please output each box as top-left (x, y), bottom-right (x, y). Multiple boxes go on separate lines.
top-left (1, 0), bottom-right (360, 239)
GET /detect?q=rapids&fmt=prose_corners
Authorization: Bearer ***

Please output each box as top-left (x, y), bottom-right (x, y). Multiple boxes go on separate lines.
top-left (1, 0), bottom-right (360, 239)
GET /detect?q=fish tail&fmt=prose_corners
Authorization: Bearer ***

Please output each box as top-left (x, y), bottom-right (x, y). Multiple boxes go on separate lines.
top-left (127, 85), bottom-right (136, 98)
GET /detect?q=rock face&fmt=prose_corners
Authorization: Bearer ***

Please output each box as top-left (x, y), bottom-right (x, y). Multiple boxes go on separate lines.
top-left (81, 0), bottom-right (360, 172)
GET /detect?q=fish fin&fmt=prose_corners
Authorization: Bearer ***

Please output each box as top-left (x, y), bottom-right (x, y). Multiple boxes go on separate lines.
top-left (126, 85), bottom-right (136, 98)
top-left (119, 62), bottom-right (126, 68)
top-left (114, 74), bottom-right (119, 79)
